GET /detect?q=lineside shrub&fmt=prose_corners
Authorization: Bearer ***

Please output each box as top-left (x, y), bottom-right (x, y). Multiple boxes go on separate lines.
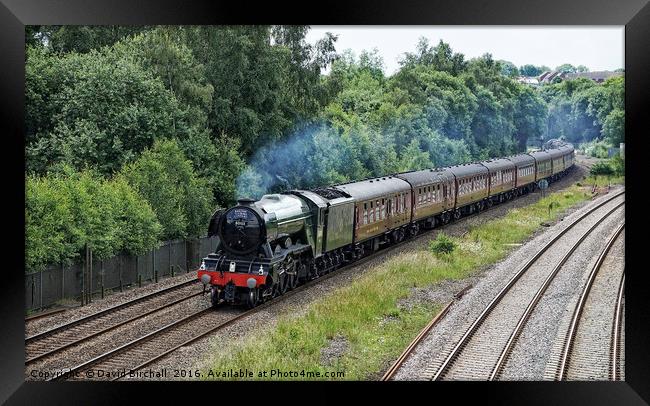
top-left (429, 232), bottom-right (456, 256)
top-left (25, 166), bottom-right (161, 272)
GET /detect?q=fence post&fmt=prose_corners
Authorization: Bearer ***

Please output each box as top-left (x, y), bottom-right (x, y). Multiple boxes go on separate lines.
top-left (100, 260), bottom-right (104, 299)
top-left (169, 241), bottom-right (172, 277)
top-left (185, 240), bottom-right (188, 273)
top-left (81, 245), bottom-right (86, 306)
top-left (31, 274), bottom-right (35, 308)
top-left (61, 263), bottom-right (65, 303)
top-left (152, 248), bottom-right (156, 283)
top-left (89, 246), bottom-right (93, 304)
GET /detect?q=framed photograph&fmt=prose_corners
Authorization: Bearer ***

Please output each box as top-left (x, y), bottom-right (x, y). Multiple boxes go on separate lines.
top-left (2, 0), bottom-right (648, 404)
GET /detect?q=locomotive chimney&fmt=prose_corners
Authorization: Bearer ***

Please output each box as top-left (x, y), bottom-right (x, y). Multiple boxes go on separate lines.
top-left (237, 198), bottom-right (255, 206)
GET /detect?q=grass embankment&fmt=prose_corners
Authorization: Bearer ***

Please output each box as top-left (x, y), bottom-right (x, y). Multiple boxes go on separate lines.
top-left (203, 184), bottom-right (593, 380)
top-left (580, 175), bottom-right (625, 188)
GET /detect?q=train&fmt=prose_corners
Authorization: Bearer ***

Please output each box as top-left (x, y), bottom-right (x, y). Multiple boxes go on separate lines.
top-left (197, 143), bottom-right (575, 308)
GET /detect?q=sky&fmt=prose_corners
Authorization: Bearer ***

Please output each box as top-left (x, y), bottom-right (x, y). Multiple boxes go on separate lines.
top-left (305, 26), bottom-right (624, 75)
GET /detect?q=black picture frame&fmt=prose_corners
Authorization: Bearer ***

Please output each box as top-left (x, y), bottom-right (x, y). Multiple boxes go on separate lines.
top-left (1, 0), bottom-right (648, 404)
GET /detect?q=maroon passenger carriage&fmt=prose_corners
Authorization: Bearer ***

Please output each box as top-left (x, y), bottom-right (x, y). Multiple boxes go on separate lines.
top-left (197, 143), bottom-right (575, 308)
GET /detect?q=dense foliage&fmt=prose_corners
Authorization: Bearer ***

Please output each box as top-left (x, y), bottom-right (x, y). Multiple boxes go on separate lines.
top-left (540, 76), bottom-right (624, 145)
top-left (26, 168), bottom-right (161, 271)
top-left (24, 26), bottom-right (625, 270)
top-left (121, 139), bottom-right (212, 240)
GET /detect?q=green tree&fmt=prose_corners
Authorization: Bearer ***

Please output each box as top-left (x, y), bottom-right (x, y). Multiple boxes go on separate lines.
top-left (26, 167), bottom-right (161, 271)
top-left (513, 84), bottom-right (547, 150)
top-left (25, 45), bottom-right (201, 174)
top-left (180, 26), bottom-right (337, 154)
top-left (520, 64), bottom-right (547, 77)
top-left (37, 25), bottom-right (148, 54)
top-left (121, 139), bottom-right (212, 240)
top-left (400, 38), bottom-right (467, 75)
top-left (498, 60), bottom-right (519, 77)
top-left (556, 63), bottom-right (577, 73)
top-left (602, 109), bottom-right (624, 145)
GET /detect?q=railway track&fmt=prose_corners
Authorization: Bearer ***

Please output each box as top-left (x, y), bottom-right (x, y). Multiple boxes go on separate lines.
top-left (381, 301), bottom-right (454, 381)
top-left (612, 275), bottom-right (625, 381)
top-left (33, 174), bottom-right (585, 380)
top-left (25, 308), bottom-right (68, 322)
top-left (549, 224), bottom-right (625, 380)
top-left (25, 278), bottom-right (200, 365)
top-left (420, 190), bottom-right (624, 380)
top-left (50, 252), bottom-right (383, 381)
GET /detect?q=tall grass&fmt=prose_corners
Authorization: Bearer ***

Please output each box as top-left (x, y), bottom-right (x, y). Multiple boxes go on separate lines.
top-left (202, 185), bottom-right (591, 380)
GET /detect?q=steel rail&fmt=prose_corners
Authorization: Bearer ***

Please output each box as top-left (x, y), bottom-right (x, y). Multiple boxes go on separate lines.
top-left (553, 223), bottom-right (624, 381)
top-left (25, 308), bottom-right (68, 322)
top-left (47, 307), bottom-right (214, 381)
top-left (491, 219), bottom-right (624, 381)
top-left (430, 190), bottom-right (624, 380)
top-left (25, 291), bottom-right (203, 365)
top-left (54, 247), bottom-right (388, 381)
top-left (381, 301), bottom-right (454, 381)
top-left (26, 278), bottom-right (198, 343)
top-left (611, 272), bottom-right (625, 381)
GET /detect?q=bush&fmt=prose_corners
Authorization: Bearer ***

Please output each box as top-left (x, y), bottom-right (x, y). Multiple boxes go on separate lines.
top-left (610, 155), bottom-right (625, 176)
top-left (121, 139), bottom-right (213, 240)
top-left (581, 140), bottom-right (610, 159)
top-left (25, 167), bottom-right (162, 272)
top-left (429, 232), bottom-right (456, 256)
top-left (590, 161), bottom-right (614, 177)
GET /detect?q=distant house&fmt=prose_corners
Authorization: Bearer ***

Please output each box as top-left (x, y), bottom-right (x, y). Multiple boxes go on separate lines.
top-left (538, 71), bottom-right (564, 84)
top-left (516, 76), bottom-right (540, 86)
top-left (564, 71), bottom-right (623, 83)
top-left (537, 70), bottom-right (623, 84)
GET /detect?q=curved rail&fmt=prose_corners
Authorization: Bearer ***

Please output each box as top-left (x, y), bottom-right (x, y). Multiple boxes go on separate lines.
top-left (381, 301), bottom-right (454, 381)
top-left (611, 272), bottom-right (625, 381)
top-left (489, 217), bottom-right (624, 380)
top-left (554, 223), bottom-right (624, 380)
top-left (430, 190), bottom-right (624, 380)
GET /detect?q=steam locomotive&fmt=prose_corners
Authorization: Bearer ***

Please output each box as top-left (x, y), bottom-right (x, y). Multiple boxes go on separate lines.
top-left (197, 144), bottom-right (575, 308)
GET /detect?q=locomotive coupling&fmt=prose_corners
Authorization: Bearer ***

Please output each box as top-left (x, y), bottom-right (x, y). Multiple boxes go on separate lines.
top-left (201, 273), bottom-right (212, 285)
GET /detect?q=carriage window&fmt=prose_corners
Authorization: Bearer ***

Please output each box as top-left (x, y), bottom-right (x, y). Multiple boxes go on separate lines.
top-left (376, 200), bottom-right (380, 220)
top-left (363, 204), bottom-right (368, 225)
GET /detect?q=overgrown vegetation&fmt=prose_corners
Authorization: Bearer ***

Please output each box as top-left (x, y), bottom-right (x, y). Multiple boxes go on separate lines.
top-left (589, 155), bottom-right (625, 177)
top-left (202, 184), bottom-right (591, 380)
top-left (429, 232), bottom-right (456, 256)
top-left (541, 76), bottom-right (624, 146)
top-left (26, 167), bottom-right (161, 271)
top-left (580, 139), bottom-right (611, 159)
top-left (25, 139), bottom-right (214, 272)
